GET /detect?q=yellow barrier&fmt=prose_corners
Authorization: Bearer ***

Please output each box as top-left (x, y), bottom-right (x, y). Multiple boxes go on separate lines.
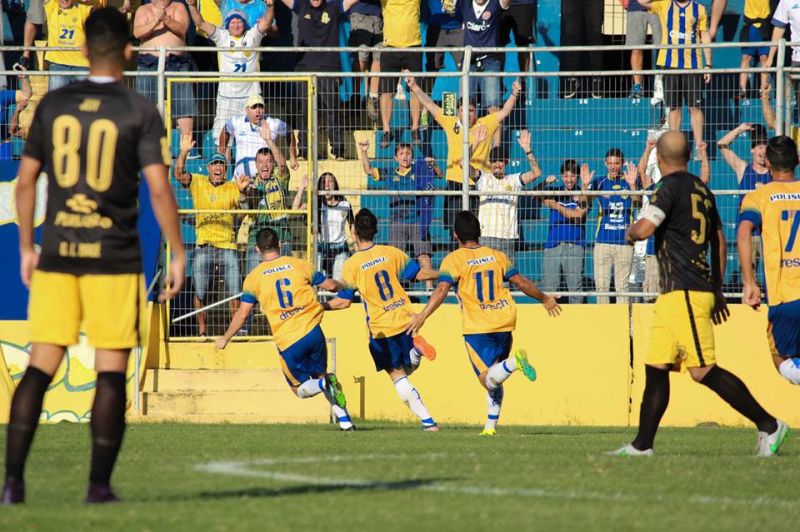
top-left (2, 304), bottom-right (799, 426)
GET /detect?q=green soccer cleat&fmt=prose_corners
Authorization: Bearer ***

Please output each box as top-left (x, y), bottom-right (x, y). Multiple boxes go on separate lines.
top-left (324, 373), bottom-right (347, 409)
top-left (607, 443), bottom-right (653, 457)
top-left (479, 428), bottom-right (497, 437)
top-left (514, 349), bottom-right (537, 382)
top-left (757, 420), bottom-right (790, 457)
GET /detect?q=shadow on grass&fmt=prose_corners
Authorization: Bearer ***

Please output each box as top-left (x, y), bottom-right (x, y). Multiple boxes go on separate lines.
top-left (162, 477), bottom-right (458, 502)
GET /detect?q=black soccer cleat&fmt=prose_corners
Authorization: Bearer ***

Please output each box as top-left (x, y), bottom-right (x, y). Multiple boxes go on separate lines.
top-left (85, 483), bottom-right (121, 504)
top-left (1, 478), bottom-right (25, 504)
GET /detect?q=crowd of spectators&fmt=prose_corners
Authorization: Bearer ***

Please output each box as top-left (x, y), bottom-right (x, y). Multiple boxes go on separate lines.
top-left (2, 0), bottom-right (794, 333)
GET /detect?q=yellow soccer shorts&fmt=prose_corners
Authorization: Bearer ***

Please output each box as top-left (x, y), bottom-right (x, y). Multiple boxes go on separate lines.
top-left (646, 290), bottom-right (716, 369)
top-left (29, 271), bottom-right (145, 350)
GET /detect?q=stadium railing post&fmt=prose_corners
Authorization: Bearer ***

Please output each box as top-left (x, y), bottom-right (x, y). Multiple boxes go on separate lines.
top-left (310, 76), bottom-right (319, 271)
top-left (156, 45), bottom-right (166, 118)
top-left (777, 40), bottom-right (786, 136)
top-left (460, 46), bottom-right (472, 214)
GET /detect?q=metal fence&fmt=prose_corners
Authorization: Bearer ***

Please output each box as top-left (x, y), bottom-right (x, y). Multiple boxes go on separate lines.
top-left (1, 41), bottom-right (797, 339)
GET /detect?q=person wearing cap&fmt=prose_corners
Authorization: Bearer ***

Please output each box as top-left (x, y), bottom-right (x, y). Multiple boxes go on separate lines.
top-left (134, 0), bottom-right (197, 143)
top-left (175, 131), bottom-right (251, 336)
top-left (187, 0), bottom-right (277, 147)
top-left (475, 129), bottom-right (541, 262)
top-left (219, 93), bottom-right (290, 177)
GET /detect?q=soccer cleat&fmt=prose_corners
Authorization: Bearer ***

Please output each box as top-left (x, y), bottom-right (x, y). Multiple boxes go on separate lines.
top-left (85, 483), bottom-right (120, 504)
top-left (422, 423), bottom-right (440, 432)
top-left (514, 348), bottom-right (537, 382)
top-left (607, 443), bottom-right (653, 457)
top-left (1, 478), bottom-right (25, 504)
top-left (480, 428), bottom-right (497, 437)
top-left (413, 335), bottom-right (437, 361)
top-left (324, 373), bottom-right (347, 408)
top-left (341, 424), bottom-right (357, 432)
top-left (757, 420), bottom-right (790, 457)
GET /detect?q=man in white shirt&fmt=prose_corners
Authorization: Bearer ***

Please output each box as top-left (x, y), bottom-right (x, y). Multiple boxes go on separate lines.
top-left (187, 0), bottom-right (277, 146)
top-left (768, 0), bottom-right (800, 69)
top-left (218, 94), bottom-right (289, 177)
top-left (475, 129), bottom-right (541, 261)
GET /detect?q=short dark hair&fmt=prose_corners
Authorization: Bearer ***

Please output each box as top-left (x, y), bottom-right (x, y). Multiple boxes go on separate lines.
top-left (560, 159), bottom-right (579, 175)
top-left (453, 210), bottom-right (481, 243)
top-left (750, 124), bottom-right (769, 150)
top-left (256, 147), bottom-right (273, 159)
top-left (395, 143), bottom-right (413, 155)
top-left (766, 135), bottom-right (799, 172)
top-left (255, 228), bottom-right (280, 252)
top-left (605, 147), bottom-right (624, 160)
top-left (354, 208), bottom-right (379, 241)
top-left (85, 8), bottom-right (130, 64)
top-left (489, 146), bottom-right (508, 163)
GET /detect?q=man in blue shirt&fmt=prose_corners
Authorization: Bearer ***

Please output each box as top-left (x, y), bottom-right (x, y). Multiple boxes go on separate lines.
top-left (584, 148), bottom-right (641, 304)
top-left (539, 159), bottom-right (589, 304)
top-left (358, 140), bottom-right (442, 277)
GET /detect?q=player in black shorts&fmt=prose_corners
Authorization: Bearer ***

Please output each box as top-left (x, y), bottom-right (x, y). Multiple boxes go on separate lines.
top-left (2, 8), bottom-right (186, 504)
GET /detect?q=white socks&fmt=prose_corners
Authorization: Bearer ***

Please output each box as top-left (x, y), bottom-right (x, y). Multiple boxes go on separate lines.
top-left (322, 389), bottom-right (354, 430)
top-left (393, 376), bottom-right (436, 427)
top-left (485, 358), bottom-right (517, 389)
top-left (485, 385), bottom-right (504, 431)
top-left (296, 378), bottom-right (325, 399)
top-left (779, 358), bottom-right (800, 385)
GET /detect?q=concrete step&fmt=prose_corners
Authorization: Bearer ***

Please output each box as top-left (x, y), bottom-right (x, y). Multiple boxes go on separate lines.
top-left (159, 341), bottom-right (282, 370)
top-left (141, 390), bottom-right (329, 421)
top-left (143, 369), bottom-right (287, 392)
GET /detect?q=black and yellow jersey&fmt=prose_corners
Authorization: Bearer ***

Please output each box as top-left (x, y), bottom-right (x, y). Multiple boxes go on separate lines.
top-left (23, 79), bottom-right (169, 274)
top-left (649, 171), bottom-right (722, 293)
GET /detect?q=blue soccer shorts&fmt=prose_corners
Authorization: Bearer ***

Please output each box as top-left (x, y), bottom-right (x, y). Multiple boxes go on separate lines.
top-left (277, 325), bottom-right (328, 386)
top-left (768, 300), bottom-right (800, 359)
top-left (464, 332), bottom-right (513, 376)
top-left (368, 332), bottom-right (414, 372)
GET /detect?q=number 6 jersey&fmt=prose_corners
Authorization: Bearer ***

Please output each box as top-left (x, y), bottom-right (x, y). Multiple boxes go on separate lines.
top-left (23, 79), bottom-right (169, 274)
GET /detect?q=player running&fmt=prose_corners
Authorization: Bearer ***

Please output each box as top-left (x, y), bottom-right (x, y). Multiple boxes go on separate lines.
top-left (611, 131), bottom-right (788, 458)
top-left (3, 8), bottom-right (186, 504)
top-left (216, 228), bottom-right (355, 431)
top-left (407, 211), bottom-right (561, 436)
top-left (322, 208), bottom-right (441, 431)
top-left (738, 135), bottom-right (800, 386)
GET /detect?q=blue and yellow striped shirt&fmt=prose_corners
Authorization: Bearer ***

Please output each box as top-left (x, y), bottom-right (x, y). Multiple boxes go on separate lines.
top-left (652, 0), bottom-right (708, 69)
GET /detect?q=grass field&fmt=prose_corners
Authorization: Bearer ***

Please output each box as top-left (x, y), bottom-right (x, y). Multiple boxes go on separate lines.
top-left (0, 422), bottom-right (796, 531)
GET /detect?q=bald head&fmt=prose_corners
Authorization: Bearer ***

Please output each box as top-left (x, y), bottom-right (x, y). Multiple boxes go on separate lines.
top-left (656, 131), bottom-right (690, 167)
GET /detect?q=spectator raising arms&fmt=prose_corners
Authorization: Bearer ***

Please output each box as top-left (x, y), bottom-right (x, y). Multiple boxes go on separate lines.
top-left (405, 74), bottom-right (520, 229)
top-left (43, 0), bottom-right (95, 91)
top-left (584, 149), bottom-right (640, 304)
top-left (174, 132), bottom-right (250, 337)
top-left (279, 0), bottom-right (361, 160)
top-left (134, 0), bottom-right (197, 142)
top-left (215, 0), bottom-right (267, 26)
top-left (475, 128), bottom-right (541, 262)
top-left (358, 140), bottom-right (442, 279)
top-left (187, 0), bottom-right (276, 148)
top-left (219, 94), bottom-right (289, 177)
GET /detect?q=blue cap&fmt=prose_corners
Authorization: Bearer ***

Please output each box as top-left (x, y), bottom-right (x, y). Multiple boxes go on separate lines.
top-left (224, 11), bottom-right (250, 32)
top-left (208, 153), bottom-right (227, 165)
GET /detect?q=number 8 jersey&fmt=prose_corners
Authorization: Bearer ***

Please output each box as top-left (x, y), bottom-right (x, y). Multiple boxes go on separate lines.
top-left (242, 256), bottom-right (326, 351)
top-left (338, 245), bottom-right (420, 339)
top-left (439, 246), bottom-right (518, 335)
top-left (23, 79), bottom-right (169, 274)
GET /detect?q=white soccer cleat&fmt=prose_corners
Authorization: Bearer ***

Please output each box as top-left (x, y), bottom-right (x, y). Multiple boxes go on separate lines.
top-left (607, 443), bottom-right (653, 457)
top-left (756, 420), bottom-right (790, 457)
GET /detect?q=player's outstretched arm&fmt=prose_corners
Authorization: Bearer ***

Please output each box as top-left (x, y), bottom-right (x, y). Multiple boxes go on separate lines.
top-left (322, 297), bottom-right (352, 311)
top-left (509, 273), bottom-right (561, 317)
top-left (318, 278), bottom-right (344, 293)
top-left (15, 155), bottom-right (43, 287)
top-left (737, 220), bottom-right (761, 309)
top-left (143, 163), bottom-right (186, 301)
top-left (407, 280), bottom-right (451, 336)
top-left (216, 302), bottom-right (254, 349)
top-left (414, 267), bottom-right (439, 282)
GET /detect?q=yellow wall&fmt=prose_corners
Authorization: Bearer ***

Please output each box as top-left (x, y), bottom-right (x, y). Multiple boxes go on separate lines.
top-left (3, 304), bottom-right (800, 426)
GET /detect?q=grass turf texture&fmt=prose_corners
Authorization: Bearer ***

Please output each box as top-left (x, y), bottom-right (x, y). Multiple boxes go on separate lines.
top-left (1, 422), bottom-right (796, 531)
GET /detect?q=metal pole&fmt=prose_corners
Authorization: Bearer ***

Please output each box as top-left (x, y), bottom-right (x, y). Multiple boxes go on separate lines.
top-left (133, 346), bottom-right (141, 414)
top-left (172, 293), bottom-right (243, 323)
top-left (156, 46), bottom-right (166, 118)
top-left (310, 76), bottom-right (320, 273)
top-left (461, 46), bottom-right (473, 213)
top-left (776, 40), bottom-right (786, 136)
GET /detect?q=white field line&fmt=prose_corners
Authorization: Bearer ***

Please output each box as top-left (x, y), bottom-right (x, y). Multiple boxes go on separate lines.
top-left (194, 454), bottom-right (800, 509)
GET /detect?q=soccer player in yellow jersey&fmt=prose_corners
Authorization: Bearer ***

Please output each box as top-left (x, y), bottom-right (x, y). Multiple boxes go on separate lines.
top-left (174, 131), bottom-right (250, 336)
top-left (215, 228), bottom-right (356, 430)
top-left (738, 135), bottom-right (800, 387)
top-left (407, 211), bottom-right (561, 435)
top-left (323, 209), bottom-right (441, 431)
top-left (610, 131), bottom-right (787, 458)
top-left (3, 9), bottom-right (185, 504)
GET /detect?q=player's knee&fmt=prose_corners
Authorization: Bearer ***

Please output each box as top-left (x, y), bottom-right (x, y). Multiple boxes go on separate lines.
top-left (478, 372), bottom-right (490, 390)
top-left (689, 364), bottom-right (713, 383)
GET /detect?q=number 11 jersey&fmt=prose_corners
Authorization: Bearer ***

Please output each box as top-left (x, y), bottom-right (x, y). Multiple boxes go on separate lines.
top-left (23, 80), bottom-right (169, 275)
